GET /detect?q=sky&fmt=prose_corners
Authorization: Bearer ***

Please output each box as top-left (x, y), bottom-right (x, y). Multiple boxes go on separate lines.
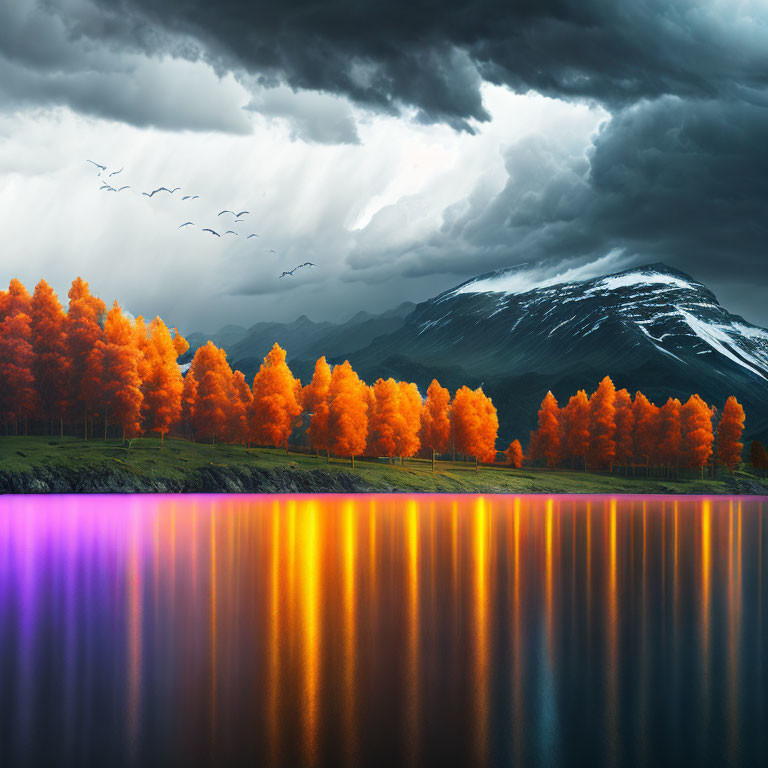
top-left (1, 0), bottom-right (767, 334)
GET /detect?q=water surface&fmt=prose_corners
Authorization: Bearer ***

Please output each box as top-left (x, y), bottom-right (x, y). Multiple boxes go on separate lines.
top-left (0, 494), bottom-right (766, 767)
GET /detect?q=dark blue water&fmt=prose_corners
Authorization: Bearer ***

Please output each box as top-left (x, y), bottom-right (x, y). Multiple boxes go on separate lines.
top-left (0, 494), bottom-right (766, 767)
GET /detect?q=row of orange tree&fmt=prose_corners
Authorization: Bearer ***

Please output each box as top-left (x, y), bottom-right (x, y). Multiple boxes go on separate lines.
top-left (0, 278), bottom-right (499, 466)
top-left (183, 342), bottom-right (498, 470)
top-left (526, 376), bottom-right (746, 476)
top-left (0, 278), bottom-right (189, 440)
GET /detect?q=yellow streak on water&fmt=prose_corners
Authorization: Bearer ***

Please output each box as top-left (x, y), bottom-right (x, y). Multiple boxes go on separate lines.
top-left (406, 499), bottom-right (420, 767)
top-left (210, 508), bottom-right (217, 741)
top-left (300, 501), bottom-right (321, 767)
top-left (701, 500), bottom-right (711, 660)
top-left (473, 497), bottom-right (489, 764)
top-left (268, 503), bottom-right (281, 766)
top-left (546, 499), bottom-right (553, 648)
top-left (512, 497), bottom-right (523, 765)
top-left (343, 500), bottom-right (358, 764)
top-left (606, 499), bottom-right (618, 768)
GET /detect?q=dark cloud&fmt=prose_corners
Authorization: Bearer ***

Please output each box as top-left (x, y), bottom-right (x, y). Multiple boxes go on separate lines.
top-left (62, 0), bottom-right (768, 125)
top-left (0, 3), bottom-right (252, 133)
top-left (244, 85), bottom-right (360, 144)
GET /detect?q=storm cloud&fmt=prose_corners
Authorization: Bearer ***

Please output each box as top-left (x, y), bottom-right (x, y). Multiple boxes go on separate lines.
top-left (54, 0), bottom-right (768, 123)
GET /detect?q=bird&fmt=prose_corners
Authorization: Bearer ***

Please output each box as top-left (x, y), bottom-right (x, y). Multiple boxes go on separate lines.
top-left (108, 167), bottom-right (124, 177)
top-left (99, 184), bottom-right (116, 192)
top-left (202, 228), bottom-right (221, 237)
top-left (280, 261), bottom-right (317, 277)
top-left (234, 219), bottom-right (244, 224)
top-left (246, 234), bottom-right (260, 239)
top-left (117, 185), bottom-right (131, 192)
top-left (217, 210), bottom-right (234, 217)
top-left (178, 222), bottom-right (195, 228)
top-left (86, 160), bottom-right (106, 173)
top-left (236, 210), bottom-right (249, 217)
top-left (182, 195), bottom-right (199, 201)
top-left (169, 187), bottom-right (181, 193)
top-left (224, 230), bottom-right (238, 236)
top-left (268, 249), bottom-right (278, 254)
top-left (142, 186), bottom-right (172, 198)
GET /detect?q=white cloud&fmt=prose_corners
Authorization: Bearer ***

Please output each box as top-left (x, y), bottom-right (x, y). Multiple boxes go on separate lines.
top-left (0, 84), bottom-right (606, 333)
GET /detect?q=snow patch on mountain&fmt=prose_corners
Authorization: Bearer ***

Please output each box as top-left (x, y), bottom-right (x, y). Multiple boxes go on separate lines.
top-left (677, 309), bottom-right (766, 379)
top-left (448, 251), bottom-right (630, 297)
top-left (587, 272), bottom-right (695, 294)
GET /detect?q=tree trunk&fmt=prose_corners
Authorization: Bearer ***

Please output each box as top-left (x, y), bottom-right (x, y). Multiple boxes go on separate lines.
top-left (327, 449), bottom-right (330, 463)
top-left (84, 410), bottom-right (88, 441)
top-left (285, 439), bottom-right (289, 455)
top-left (122, 426), bottom-right (126, 443)
top-left (104, 408), bottom-right (108, 441)
top-left (161, 431), bottom-right (165, 445)
top-left (351, 455), bottom-right (355, 469)
top-left (60, 417), bottom-right (63, 440)
top-left (475, 455), bottom-right (479, 474)
top-left (432, 449), bottom-right (435, 473)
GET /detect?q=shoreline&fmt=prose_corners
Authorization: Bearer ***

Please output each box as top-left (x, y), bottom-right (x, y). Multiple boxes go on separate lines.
top-left (2, 436), bottom-right (766, 496)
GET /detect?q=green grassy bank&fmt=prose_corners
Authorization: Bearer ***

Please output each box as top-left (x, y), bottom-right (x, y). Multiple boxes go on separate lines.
top-left (1, 436), bottom-right (767, 495)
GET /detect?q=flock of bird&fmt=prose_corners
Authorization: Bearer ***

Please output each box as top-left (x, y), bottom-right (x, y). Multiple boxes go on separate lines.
top-left (86, 159), bottom-right (318, 279)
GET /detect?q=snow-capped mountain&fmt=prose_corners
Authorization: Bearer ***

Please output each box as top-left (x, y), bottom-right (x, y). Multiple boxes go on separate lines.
top-left (347, 263), bottom-right (768, 441)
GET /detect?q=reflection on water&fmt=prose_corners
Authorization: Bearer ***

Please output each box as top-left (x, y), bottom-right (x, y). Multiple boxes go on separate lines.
top-left (0, 494), bottom-right (767, 767)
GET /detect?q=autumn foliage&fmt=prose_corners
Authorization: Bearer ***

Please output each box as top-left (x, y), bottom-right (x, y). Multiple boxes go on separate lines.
top-left (530, 391), bottom-right (560, 468)
top-left (30, 280), bottom-right (69, 432)
top-left (302, 356), bottom-right (332, 454)
top-left (563, 389), bottom-right (589, 469)
top-left (249, 343), bottom-right (302, 449)
top-left (327, 361), bottom-right (369, 466)
top-left (419, 379), bottom-right (451, 470)
top-left (528, 378), bottom-right (741, 477)
top-left (504, 439), bottom-right (523, 468)
top-left (717, 396), bottom-right (745, 472)
top-left (588, 376), bottom-right (616, 470)
top-left (451, 386), bottom-right (499, 471)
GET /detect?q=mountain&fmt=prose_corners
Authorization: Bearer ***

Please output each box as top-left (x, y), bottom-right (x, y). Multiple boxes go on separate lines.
top-left (181, 302), bottom-right (416, 381)
top-left (344, 263), bottom-right (768, 443)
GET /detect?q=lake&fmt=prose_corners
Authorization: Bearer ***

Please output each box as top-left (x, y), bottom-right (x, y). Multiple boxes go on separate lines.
top-left (0, 494), bottom-right (766, 767)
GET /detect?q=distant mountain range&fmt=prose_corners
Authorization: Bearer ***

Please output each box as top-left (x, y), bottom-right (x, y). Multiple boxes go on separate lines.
top-left (184, 263), bottom-right (768, 444)
top-left (181, 301), bottom-right (416, 380)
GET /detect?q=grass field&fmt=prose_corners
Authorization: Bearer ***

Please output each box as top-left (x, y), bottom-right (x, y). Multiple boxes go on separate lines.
top-left (1, 436), bottom-right (766, 495)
